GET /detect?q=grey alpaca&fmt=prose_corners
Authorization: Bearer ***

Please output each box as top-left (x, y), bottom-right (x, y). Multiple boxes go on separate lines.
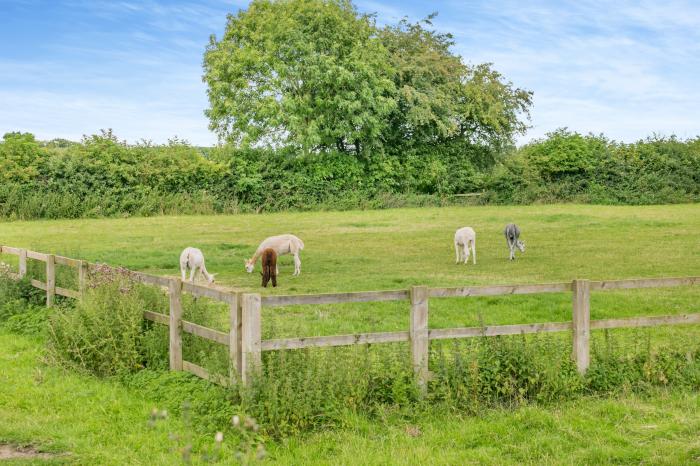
top-left (504, 223), bottom-right (526, 260)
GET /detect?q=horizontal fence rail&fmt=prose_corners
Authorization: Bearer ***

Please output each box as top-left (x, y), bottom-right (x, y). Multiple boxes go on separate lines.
top-left (261, 331), bottom-right (410, 351)
top-left (261, 289), bottom-right (410, 307)
top-left (2, 244), bottom-right (698, 389)
top-left (429, 322), bottom-right (573, 340)
top-left (429, 282), bottom-right (572, 298)
top-left (590, 276), bottom-right (700, 291)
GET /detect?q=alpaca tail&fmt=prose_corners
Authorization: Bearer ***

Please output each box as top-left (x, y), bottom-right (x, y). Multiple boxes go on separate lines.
top-left (297, 238), bottom-right (305, 250)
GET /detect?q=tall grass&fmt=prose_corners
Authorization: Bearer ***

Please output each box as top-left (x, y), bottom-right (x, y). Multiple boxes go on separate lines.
top-left (2, 267), bottom-right (700, 439)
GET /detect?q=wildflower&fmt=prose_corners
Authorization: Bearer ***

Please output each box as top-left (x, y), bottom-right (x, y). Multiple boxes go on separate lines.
top-left (256, 444), bottom-right (266, 460)
top-left (244, 417), bottom-right (256, 430)
top-left (215, 432), bottom-right (224, 443)
top-left (232, 415), bottom-right (240, 427)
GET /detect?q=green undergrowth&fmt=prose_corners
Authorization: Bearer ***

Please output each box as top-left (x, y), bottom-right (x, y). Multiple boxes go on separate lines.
top-left (3, 264), bottom-right (700, 441)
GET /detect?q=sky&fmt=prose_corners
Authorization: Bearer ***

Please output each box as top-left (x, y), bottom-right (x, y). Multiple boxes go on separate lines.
top-left (1, 0), bottom-right (699, 146)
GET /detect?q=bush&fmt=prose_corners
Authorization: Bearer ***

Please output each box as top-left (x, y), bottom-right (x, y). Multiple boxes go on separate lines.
top-left (47, 266), bottom-right (153, 376)
top-left (429, 335), bottom-right (582, 413)
top-left (239, 344), bottom-right (420, 437)
top-left (486, 130), bottom-right (700, 204)
top-left (0, 264), bottom-right (48, 335)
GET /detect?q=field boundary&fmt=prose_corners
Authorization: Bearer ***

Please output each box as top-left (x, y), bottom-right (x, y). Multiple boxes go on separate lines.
top-left (2, 245), bottom-right (698, 390)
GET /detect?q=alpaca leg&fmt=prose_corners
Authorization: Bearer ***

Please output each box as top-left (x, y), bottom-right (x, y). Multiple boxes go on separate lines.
top-left (455, 243), bottom-right (461, 264)
top-left (461, 244), bottom-right (468, 264)
top-left (189, 267), bottom-right (196, 283)
top-left (294, 254), bottom-right (301, 276)
top-left (180, 264), bottom-right (186, 282)
top-left (471, 240), bottom-right (476, 265)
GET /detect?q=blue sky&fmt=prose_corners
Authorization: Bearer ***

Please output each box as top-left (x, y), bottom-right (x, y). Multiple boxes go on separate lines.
top-left (1, 0), bottom-right (699, 145)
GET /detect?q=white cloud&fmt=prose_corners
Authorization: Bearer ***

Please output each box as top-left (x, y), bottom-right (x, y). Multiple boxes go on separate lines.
top-left (1, 0), bottom-right (698, 145)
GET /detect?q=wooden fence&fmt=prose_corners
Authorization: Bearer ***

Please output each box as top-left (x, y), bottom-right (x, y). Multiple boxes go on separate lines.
top-left (1, 245), bottom-right (699, 390)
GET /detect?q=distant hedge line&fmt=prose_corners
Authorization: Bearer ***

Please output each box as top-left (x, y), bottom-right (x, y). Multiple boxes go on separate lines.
top-left (1, 129), bottom-right (698, 220)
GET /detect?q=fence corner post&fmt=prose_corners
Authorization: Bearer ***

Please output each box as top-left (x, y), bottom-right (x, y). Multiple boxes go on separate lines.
top-left (229, 292), bottom-right (243, 385)
top-left (572, 279), bottom-right (590, 375)
top-left (169, 278), bottom-right (183, 371)
top-left (46, 254), bottom-right (55, 307)
top-left (410, 285), bottom-right (429, 394)
top-left (18, 249), bottom-right (27, 278)
top-left (241, 293), bottom-right (262, 386)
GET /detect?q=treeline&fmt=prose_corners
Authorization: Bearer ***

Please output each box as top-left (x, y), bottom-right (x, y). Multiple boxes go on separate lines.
top-left (0, 129), bottom-right (698, 220)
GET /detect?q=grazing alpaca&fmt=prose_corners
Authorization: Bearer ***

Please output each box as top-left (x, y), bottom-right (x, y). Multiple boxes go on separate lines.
top-left (245, 234), bottom-right (304, 276)
top-left (179, 247), bottom-right (216, 284)
top-left (504, 223), bottom-right (526, 260)
top-left (454, 227), bottom-right (477, 265)
top-left (261, 248), bottom-right (277, 287)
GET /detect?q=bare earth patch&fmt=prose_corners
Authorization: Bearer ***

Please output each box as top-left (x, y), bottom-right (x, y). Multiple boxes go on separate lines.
top-left (0, 444), bottom-right (57, 460)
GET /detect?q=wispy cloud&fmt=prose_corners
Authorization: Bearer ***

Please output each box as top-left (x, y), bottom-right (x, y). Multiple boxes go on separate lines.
top-left (1, 0), bottom-right (698, 145)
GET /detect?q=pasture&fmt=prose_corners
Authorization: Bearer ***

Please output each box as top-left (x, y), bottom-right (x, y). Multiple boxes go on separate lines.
top-left (1, 203), bottom-right (698, 338)
top-left (1, 203), bottom-right (699, 464)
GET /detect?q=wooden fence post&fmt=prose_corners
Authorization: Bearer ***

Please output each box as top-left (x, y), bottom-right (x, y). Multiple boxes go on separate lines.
top-left (572, 279), bottom-right (590, 374)
top-left (241, 293), bottom-right (261, 386)
top-left (18, 249), bottom-right (27, 278)
top-left (410, 286), bottom-right (429, 393)
top-left (229, 292), bottom-right (242, 384)
top-left (78, 260), bottom-right (88, 297)
top-left (46, 254), bottom-right (55, 307)
top-left (169, 278), bottom-right (183, 371)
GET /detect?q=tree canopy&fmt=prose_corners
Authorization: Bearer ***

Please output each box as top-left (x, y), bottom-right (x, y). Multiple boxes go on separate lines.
top-left (203, 1), bottom-right (532, 156)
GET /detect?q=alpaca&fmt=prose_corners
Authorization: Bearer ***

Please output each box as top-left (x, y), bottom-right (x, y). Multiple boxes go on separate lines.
top-left (261, 248), bottom-right (277, 287)
top-left (504, 223), bottom-right (526, 260)
top-left (454, 227), bottom-right (477, 265)
top-left (179, 247), bottom-right (216, 284)
top-left (245, 234), bottom-right (304, 276)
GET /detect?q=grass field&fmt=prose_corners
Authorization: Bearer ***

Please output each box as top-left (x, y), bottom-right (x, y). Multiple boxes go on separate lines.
top-left (0, 204), bottom-right (698, 338)
top-left (1, 204), bottom-right (699, 464)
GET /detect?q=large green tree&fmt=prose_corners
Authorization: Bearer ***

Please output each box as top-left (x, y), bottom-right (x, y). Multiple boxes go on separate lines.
top-left (203, 0), bottom-right (396, 154)
top-left (203, 2), bottom-right (532, 159)
top-left (378, 15), bottom-right (532, 152)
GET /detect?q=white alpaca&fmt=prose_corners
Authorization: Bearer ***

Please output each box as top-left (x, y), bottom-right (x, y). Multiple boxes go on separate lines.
top-left (245, 234), bottom-right (304, 276)
top-left (454, 227), bottom-right (477, 265)
top-left (179, 247), bottom-right (216, 284)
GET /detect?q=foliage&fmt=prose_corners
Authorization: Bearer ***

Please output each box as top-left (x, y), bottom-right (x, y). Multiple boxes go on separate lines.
top-left (1, 127), bottom-right (698, 220)
top-left (486, 129), bottom-right (700, 204)
top-left (240, 345), bottom-right (419, 437)
top-left (203, 0), bottom-right (396, 153)
top-left (379, 16), bottom-right (531, 152)
top-left (47, 266), bottom-right (153, 377)
top-left (430, 335), bottom-right (582, 413)
top-left (203, 3), bottom-right (531, 157)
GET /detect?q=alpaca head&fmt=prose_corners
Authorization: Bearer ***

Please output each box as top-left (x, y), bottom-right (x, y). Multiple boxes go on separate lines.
top-left (244, 259), bottom-right (254, 273)
top-left (207, 273), bottom-right (217, 285)
top-left (516, 240), bottom-right (526, 253)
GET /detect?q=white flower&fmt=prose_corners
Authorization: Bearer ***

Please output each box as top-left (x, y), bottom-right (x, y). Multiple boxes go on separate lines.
top-left (215, 432), bottom-right (224, 443)
top-left (232, 415), bottom-right (240, 427)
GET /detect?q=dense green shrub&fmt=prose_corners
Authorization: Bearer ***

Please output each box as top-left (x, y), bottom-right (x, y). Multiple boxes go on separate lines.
top-left (486, 129), bottom-right (700, 204)
top-left (0, 264), bottom-right (48, 335)
top-left (239, 344), bottom-right (420, 437)
top-left (1, 128), bottom-right (697, 220)
top-left (429, 335), bottom-right (583, 413)
top-left (47, 266), bottom-right (155, 376)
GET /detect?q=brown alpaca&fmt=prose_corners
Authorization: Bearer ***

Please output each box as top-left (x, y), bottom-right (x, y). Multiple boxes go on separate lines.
top-left (261, 248), bottom-right (277, 287)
